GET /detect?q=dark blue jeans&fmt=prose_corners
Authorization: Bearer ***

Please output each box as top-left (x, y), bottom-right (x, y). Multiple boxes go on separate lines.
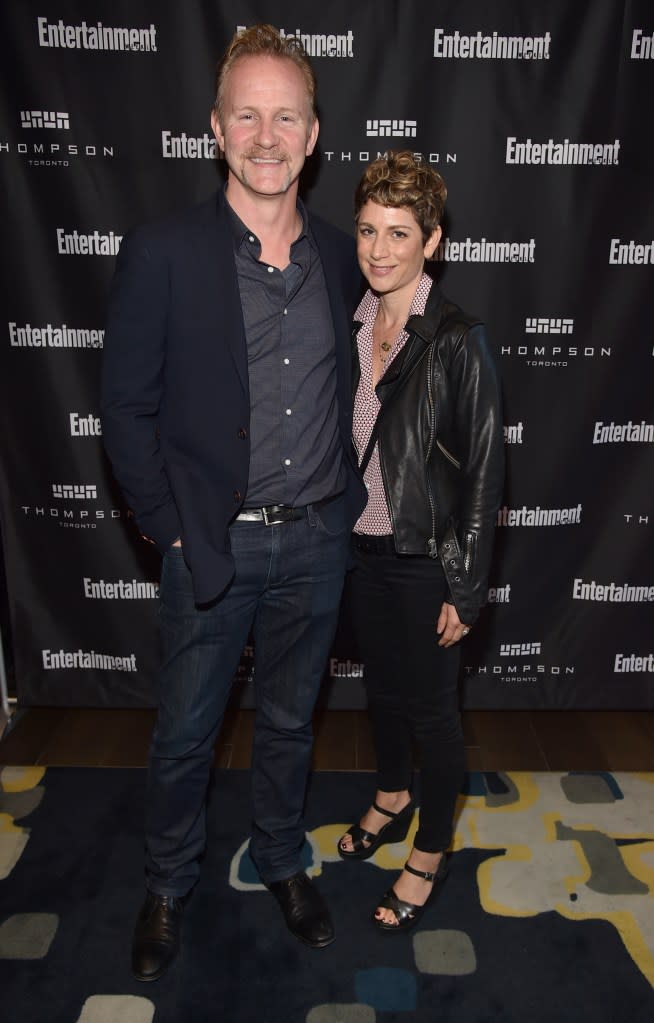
top-left (144, 500), bottom-right (349, 895)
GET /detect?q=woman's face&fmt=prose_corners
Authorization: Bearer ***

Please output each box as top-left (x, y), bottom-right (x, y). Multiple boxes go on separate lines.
top-left (356, 200), bottom-right (441, 303)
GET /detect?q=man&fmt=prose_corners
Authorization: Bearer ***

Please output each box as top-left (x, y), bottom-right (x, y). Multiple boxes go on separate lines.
top-left (101, 24), bottom-right (365, 980)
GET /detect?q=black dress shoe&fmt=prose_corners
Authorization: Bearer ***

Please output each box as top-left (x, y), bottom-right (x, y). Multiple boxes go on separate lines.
top-left (131, 891), bottom-right (184, 981)
top-left (268, 871), bottom-right (335, 948)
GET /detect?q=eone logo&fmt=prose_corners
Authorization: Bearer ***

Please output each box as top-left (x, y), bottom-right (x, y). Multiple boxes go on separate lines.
top-left (21, 111), bottom-right (70, 130)
top-left (500, 642), bottom-right (542, 656)
top-left (366, 119), bottom-right (417, 138)
top-left (52, 484), bottom-right (97, 500)
top-left (525, 318), bottom-right (573, 335)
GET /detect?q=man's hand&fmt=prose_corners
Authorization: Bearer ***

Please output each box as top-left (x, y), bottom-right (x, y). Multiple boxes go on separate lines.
top-left (436, 601), bottom-right (471, 647)
top-left (139, 534), bottom-right (182, 547)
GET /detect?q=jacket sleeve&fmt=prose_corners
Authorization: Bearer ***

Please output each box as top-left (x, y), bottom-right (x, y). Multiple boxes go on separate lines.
top-left (100, 229), bottom-right (181, 550)
top-left (447, 323), bottom-right (504, 623)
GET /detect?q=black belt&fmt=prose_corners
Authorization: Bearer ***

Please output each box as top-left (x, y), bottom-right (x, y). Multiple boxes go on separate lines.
top-left (236, 504), bottom-right (305, 525)
top-left (236, 494), bottom-right (341, 527)
top-left (352, 532), bottom-right (396, 554)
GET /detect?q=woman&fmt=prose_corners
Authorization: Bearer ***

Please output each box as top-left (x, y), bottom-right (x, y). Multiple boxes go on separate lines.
top-left (338, 151), bottom-right (504, 932)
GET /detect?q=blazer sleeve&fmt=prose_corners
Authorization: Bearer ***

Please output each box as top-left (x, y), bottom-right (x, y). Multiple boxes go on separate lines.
top-left (100, 228), bottom-right (181, 549)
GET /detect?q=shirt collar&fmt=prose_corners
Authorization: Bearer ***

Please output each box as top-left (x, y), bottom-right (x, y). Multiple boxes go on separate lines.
top-left (354, 272), bottom-right (433, 326)
top-left (224, 186), bottom-right (314, 254)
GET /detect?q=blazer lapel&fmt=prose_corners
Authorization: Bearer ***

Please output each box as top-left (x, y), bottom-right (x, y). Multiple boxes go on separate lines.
top-left (200, 191), bottom-right (249, 395)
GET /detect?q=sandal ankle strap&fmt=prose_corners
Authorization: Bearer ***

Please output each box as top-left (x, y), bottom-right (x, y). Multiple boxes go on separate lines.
top-left (404, 862), bottom-right (434, 882)
top-left (404, 859), bottom-right (443, 882)
top-left (371, 798), bottom-right (412, 820)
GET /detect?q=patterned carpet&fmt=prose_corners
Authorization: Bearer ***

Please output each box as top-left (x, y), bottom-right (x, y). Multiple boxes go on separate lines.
top-left (1, 767), bottom-right (653, 1022)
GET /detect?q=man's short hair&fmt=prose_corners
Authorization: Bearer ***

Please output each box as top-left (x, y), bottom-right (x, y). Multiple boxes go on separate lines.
top-left (214, 24), bottom-right (317, 122)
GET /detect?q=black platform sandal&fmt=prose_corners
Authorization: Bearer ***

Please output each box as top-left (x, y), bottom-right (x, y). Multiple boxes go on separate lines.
top-left (337, 799), bottom-right (415, 861)
top-left (372, 855), bottom-right (449, 932)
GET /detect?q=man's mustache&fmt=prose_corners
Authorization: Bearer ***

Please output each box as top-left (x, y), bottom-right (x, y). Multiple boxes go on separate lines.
top-left (244, 149), bottom-right (289, 162)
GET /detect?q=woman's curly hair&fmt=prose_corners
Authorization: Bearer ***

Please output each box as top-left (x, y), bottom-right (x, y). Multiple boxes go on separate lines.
top-left (355, 151), bottom-right (447, 242)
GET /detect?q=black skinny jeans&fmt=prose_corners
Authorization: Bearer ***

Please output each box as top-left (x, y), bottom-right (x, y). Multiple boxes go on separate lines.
top-left (349, 542), bottom-right (466, 853)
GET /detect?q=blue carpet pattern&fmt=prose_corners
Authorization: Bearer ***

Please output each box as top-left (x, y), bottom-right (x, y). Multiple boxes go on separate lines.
top-left (1, 767), bottom-right (653, 1022)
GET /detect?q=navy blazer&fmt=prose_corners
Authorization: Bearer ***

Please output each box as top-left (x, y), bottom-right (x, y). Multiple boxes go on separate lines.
top-left (101, 190), bottom-right (366, 603)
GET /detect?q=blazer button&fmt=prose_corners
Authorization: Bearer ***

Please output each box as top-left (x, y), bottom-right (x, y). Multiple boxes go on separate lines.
top-left (237, 427), bottom-right (247, 439)
top-left (233, 490), bottom-right (242, 502)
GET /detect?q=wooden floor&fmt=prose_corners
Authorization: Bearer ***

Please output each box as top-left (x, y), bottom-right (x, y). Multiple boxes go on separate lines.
top-left (1, 705), bottom-right (654, 772)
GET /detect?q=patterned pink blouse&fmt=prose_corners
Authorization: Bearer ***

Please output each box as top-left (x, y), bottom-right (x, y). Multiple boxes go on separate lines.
top-left (353, 272), bottom-right (433, 535)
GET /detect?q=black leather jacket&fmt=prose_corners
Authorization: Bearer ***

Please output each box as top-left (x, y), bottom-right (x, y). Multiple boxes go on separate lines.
top-left (353, 282), bottom-right (504, 625)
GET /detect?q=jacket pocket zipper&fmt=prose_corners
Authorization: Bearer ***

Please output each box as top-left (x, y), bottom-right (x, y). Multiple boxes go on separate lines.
top-left (436, 439), bottom-right (461, 469)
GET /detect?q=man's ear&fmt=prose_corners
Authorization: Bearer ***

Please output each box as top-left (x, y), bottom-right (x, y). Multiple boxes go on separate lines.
top-left (306, 117), bottom-right (319, 157)
top-left (210, 109), bottom-right (224, 151)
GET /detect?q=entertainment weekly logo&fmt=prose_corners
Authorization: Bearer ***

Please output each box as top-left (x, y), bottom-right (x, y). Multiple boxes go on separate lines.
top-left (162, 131), bottom-right (216, 159)
top-left (330, 658), bottom-right (364, 678)
top-left (37, 17), bottom-right (157, 52)
top-left (504, 423), bottom-right (523, 444)
top-left (70, 412), bottom-right (102, 437)
top-left (500, 317), bottom-right (611, 369)
top-left (464, 638), bottom-right (575, 685)
top-left (433, 237), bottom-right (535, 263)
top-left (496, 504), bottom-right (582, 527)
top-left (614, 653), bottom-right (654, 673)
top-left (631, 30), bottom-right (654, 59)
top-left (57, 229), bottom-right (122, 255)
top-left (9, 322), bottom-right (104, 350)
top-left (506, 137), bottom-right (620, 166)
top-left (573, 578), bottom-right (654, 603)
top-left (83, 577), bottom-right (159, 600)
top-left (487, 583), bottom-right (511, 604)
top-left (42, 648), bottom-right (138, 672)
top-left (593, 420), bottom-right (654, 444)
top-left (609, 238), bottom-right (654, 265)
top-left (0, 111), bottom-right (115, 168)
top-left (434, 28), bottom-right (551, 60)
top-left (236, 25), bottom-right (355, 58)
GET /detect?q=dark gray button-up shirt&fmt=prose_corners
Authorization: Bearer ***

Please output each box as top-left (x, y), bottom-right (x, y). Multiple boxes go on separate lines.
top-left (228, 198), bottom-right (345, 507)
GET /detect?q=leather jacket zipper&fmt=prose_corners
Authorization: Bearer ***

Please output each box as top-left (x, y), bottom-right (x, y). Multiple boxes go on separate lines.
top-left (426, 345), bottom-right (438, 557)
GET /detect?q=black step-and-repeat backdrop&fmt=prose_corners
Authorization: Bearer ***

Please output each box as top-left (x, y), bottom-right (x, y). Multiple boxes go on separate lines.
top-left (1, 1), bottom-right (652, 709)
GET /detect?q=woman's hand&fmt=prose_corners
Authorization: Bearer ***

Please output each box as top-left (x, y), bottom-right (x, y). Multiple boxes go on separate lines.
top-left (436, 602), bottom-right (471, 647)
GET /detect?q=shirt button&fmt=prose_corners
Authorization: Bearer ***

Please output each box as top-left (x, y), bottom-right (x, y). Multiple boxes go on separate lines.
top-left (248, 235), bottom-right (255, 243)
top-left (285, 409), bottom-right (292, 416)
top-left (233, 489), bottom-right (242, 502)
top-left (237, 427), bottom-right (247, 439)
top-left (283, 358), bottom-right (290, 365)
top-left (283, 308), bottom-right (288, 315)
top-left (267, 266), bottom-right (274, 273)
top-left (284, 458), bottom-right (291, 466)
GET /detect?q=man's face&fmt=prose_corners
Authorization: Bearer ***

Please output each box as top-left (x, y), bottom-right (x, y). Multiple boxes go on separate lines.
top-left (211, 55), bottom-right (318, 201)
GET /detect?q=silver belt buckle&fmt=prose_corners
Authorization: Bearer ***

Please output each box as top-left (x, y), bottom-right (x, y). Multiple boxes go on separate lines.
top-left (262, 506), bottom-right (280, 526)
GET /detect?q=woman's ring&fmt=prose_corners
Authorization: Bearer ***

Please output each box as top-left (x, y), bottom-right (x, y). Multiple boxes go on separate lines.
top-left (462, 627), bottom-right (470, 636)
